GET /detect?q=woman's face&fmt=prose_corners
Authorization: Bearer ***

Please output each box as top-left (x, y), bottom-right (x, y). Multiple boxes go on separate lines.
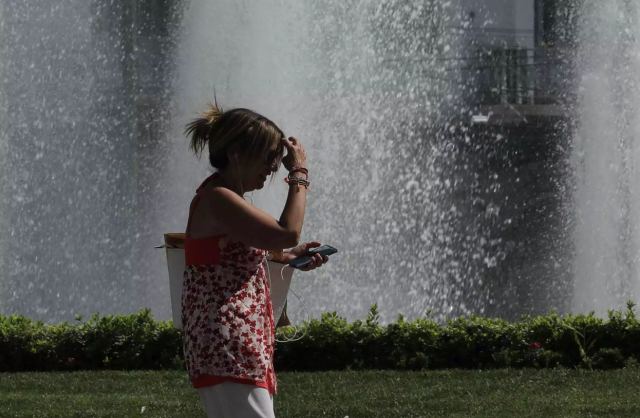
top-left (242, 143), bottom-right (281, 192)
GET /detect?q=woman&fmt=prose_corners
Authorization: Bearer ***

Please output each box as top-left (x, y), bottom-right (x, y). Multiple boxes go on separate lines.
top-left (182, 103), bottom-right (328, 418)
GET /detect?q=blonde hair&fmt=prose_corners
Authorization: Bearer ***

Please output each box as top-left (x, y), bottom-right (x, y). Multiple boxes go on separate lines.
top-left (185, 102), bottom-right (285, 171)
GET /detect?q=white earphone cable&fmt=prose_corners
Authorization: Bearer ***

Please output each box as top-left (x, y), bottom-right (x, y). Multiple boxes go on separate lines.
top-left (265, 258), bottom-right (308, 343)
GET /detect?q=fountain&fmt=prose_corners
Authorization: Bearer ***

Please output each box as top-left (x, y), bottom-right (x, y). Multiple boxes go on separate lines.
top-left (166, 0), bottom-right (474, 323)
top-left (0, 0), bottom-right (637, 324)
top-left (0, 1), bottom-right (181, 320)
top-left (572, 0), bottom-right (640, 315)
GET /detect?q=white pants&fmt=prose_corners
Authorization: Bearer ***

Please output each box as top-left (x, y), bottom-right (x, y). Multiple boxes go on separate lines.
top-left (198, 382), bottom-right (275, 418)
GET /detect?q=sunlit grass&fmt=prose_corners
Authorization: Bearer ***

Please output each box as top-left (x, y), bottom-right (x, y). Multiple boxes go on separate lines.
top-left (1, 368), bottom-right (639, 417)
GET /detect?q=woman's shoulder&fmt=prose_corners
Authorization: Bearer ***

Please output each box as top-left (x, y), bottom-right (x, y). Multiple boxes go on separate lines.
top-left (188, 180), bottom-right (235, 237)
top-left (200, 183), bottom-right (246, 212)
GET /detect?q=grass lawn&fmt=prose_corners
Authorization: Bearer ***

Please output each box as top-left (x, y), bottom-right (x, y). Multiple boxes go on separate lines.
top-left (1, 368), bottom-right (639, 417)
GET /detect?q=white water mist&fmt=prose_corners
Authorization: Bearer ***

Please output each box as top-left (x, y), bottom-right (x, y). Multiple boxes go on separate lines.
top-left (572, 0), bottom-right (640, 314)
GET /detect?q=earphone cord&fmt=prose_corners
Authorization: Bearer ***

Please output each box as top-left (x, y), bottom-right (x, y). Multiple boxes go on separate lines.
top-left (265, 259), bottom-right (308, 343)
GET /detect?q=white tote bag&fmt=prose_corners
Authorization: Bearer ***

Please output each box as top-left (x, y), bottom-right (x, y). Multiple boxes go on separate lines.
top-left (161, 233), bottom-right (293, 329)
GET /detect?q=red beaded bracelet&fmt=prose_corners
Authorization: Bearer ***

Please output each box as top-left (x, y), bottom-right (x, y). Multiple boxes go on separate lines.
top-left (289, 166), bottom-right (309, 176)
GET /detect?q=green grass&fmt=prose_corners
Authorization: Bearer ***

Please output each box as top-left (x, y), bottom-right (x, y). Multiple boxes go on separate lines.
top-left (1, 368), bottom-right (639, 417)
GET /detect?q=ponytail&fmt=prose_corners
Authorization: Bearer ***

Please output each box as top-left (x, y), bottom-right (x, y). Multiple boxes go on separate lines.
top-left (185, 102), bottom-right (223, 158)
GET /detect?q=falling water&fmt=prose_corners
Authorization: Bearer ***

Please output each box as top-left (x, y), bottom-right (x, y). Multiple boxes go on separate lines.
top-left (167, 0), bottom-right (514, 323)
top-left (0, 1), bottom-right (181, 321)
top-left (2, 0), bottom-right (635, 324)
top-left (572, 0), bottom-right (640, 314)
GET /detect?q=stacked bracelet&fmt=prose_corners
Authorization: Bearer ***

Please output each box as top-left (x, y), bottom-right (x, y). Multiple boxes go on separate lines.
top-left (285, 176), bottom-right (310, 189)
top-left (285, 168), bottom-right (310, 189)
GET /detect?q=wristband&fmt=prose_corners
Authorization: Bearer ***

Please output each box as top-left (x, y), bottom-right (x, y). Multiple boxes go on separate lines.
top-left (284, 175), bottom-right (310, 189)
top-left (289, 167), bottom-right (309, 176)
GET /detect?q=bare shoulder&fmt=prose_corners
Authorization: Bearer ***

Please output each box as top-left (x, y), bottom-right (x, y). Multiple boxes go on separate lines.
top-left (187, 187), bottom-right (234, 238)
top-left (206, 185), bottom-right (245, 208)
top-left (203, 185), bottom-right (251, 225)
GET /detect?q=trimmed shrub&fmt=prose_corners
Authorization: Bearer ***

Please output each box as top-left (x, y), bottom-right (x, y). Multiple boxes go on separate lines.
top-left (0, 309), bottom-right (182, 371)
top-left (592, 348), bottom-right (626, 370)
top-left (0, 301), bottom-right (638, 372)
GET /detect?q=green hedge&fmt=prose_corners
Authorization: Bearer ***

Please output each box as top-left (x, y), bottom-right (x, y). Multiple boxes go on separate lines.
top-left (275, 302), bottom-right (640, 371)
top-left (0, 310), bottom-right (182, 371)
top-left (1, 303), bottom-right (639, 372)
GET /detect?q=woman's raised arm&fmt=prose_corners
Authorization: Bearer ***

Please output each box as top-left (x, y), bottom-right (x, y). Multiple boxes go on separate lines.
top-left (208, 182), bottom-right (307, 249)
top-left (208, 136), bottom-right (309, 250)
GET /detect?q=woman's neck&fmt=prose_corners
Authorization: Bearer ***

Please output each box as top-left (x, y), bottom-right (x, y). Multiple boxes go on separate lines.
top-left (217, 169), bottom-right (245, 196)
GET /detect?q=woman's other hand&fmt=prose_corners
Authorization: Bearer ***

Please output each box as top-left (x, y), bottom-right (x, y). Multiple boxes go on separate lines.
top-left (284, 241), bottom-right (328, 271)
top-left (281, 137), bottom-right (307, 171)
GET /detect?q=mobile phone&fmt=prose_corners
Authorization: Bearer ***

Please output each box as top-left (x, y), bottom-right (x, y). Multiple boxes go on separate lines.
top-left (288, 245), bottom-right (338, 269)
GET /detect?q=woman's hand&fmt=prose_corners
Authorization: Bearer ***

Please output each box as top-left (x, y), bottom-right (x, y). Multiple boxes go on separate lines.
top-left (281, 136), bottom-right (307, 171)
top-left (282, 241), bottom-right (329, 271)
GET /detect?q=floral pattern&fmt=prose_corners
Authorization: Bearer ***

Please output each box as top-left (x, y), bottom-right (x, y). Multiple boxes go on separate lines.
top-left (181, 238), bottom-right (276, 393)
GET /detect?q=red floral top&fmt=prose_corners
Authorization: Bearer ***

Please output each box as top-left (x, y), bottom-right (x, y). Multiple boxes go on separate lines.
top-left (181, 173), bottom-right (277, 394)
